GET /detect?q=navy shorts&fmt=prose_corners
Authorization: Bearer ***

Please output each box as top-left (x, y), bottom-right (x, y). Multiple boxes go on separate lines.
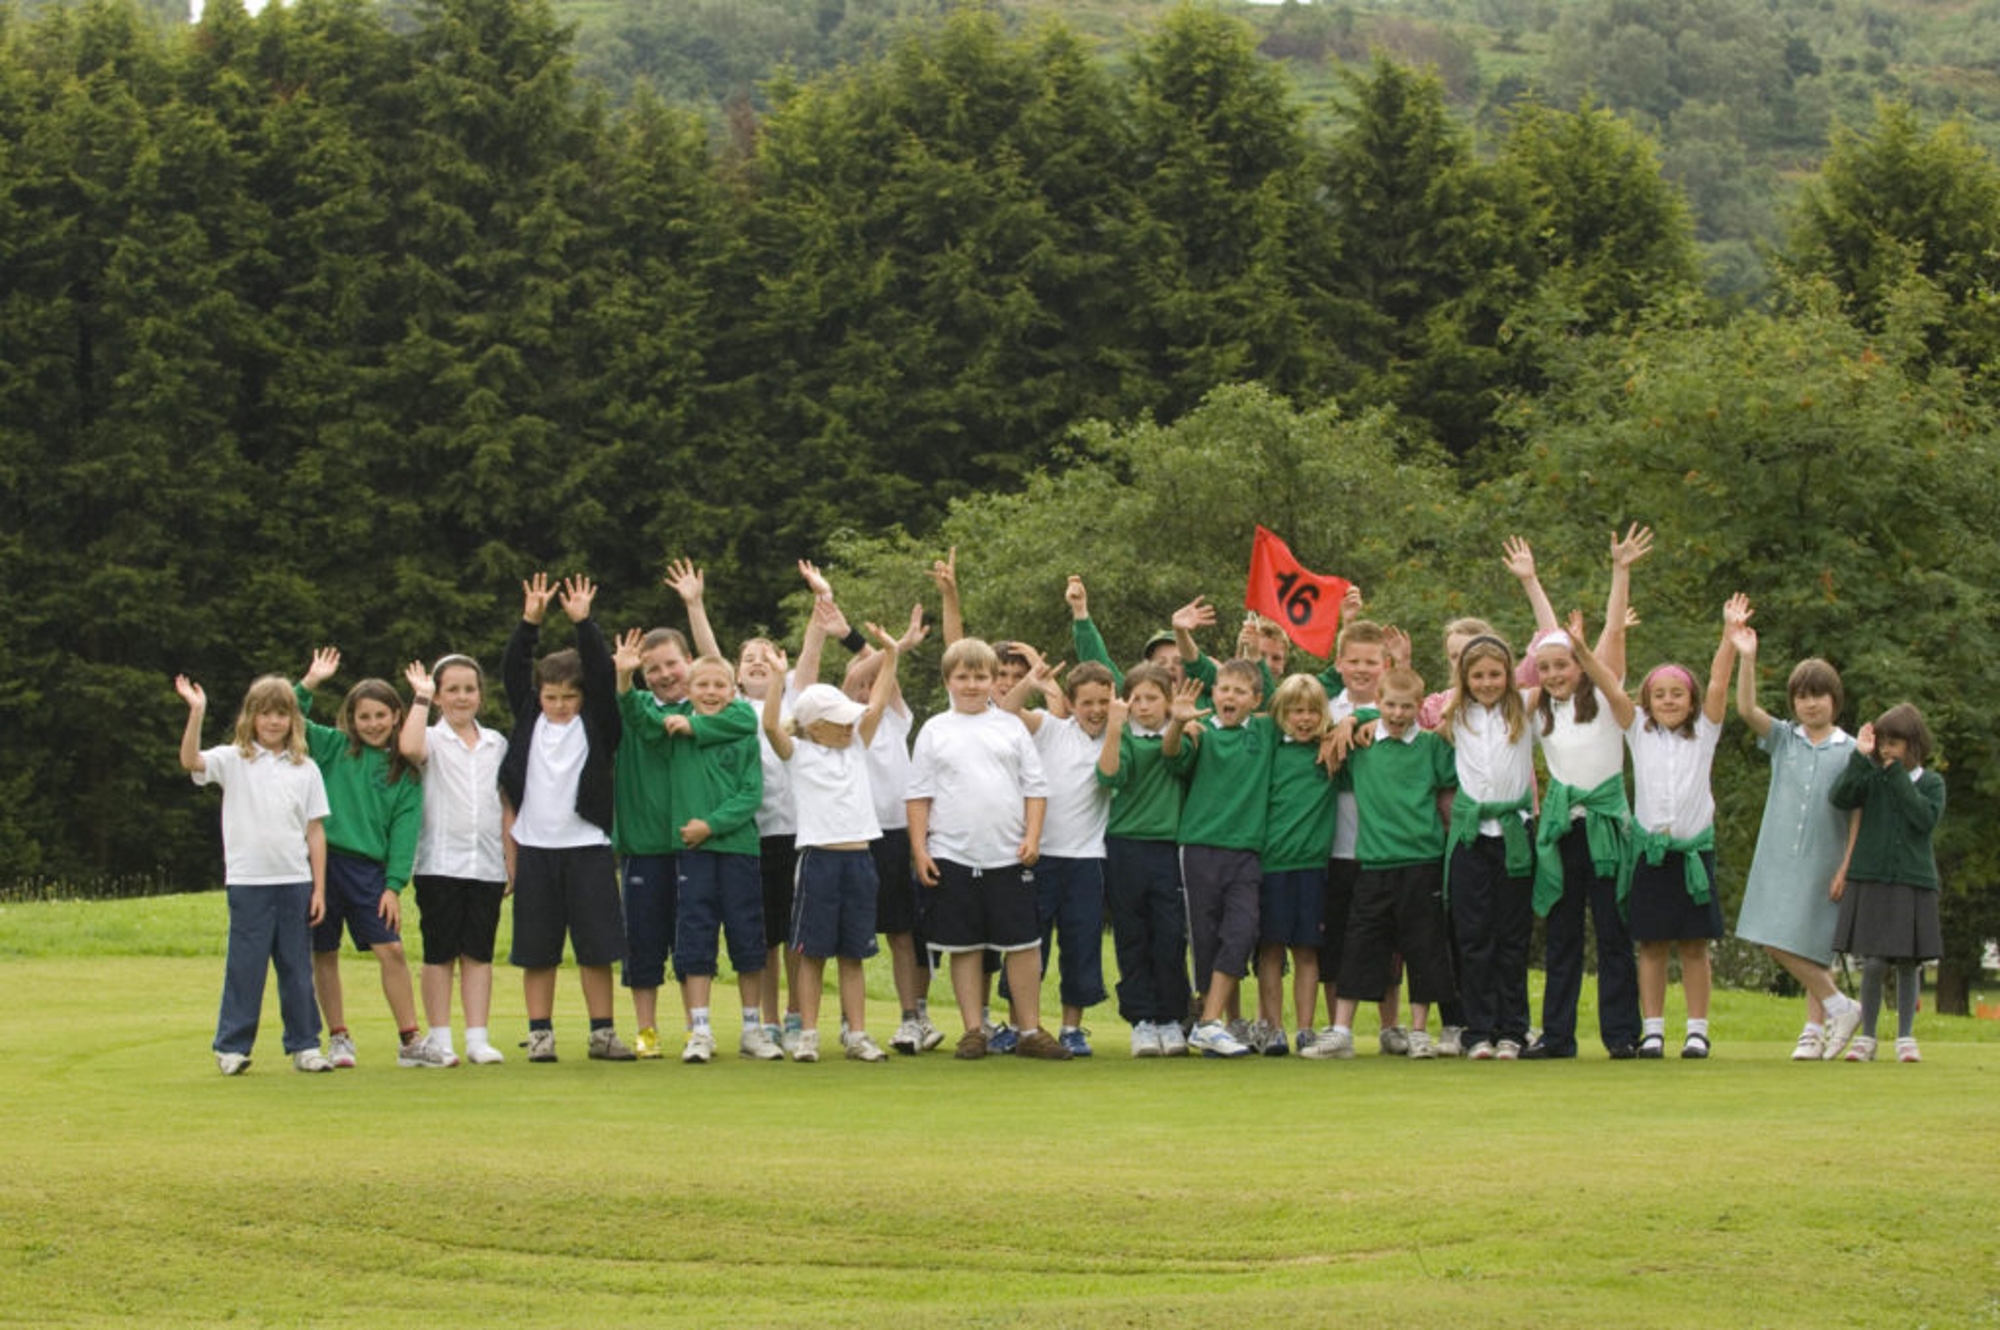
top-left (760, 835), bottom-right (797, 948)
top-left (675, 850), bottom-right (767, 978)
top-left (1627, 849), bottom-right (1725, 943)
top-left (1259, 867), bottom-right (1327, 949)
top-left (313, 851), bottom-right (400, 953)
top-left (924, 859), bottom-right (1039, 954)
top-left (414, 875), bottom-right (504, 965)
top-left (871, 828), bottom-right (921, 934)
top-left (510, 844), bottom-right (624, 969)
top-left (620, 853), bottom-right (678, 989)
top-left (791, 847), bottom-right (880, 961)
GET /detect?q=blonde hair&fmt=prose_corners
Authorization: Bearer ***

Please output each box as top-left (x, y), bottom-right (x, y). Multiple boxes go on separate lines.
top-left (1269, 673), bottom-right (1329, 732)
top-left (233, 675), bottom-right (309, 763)
top-left (1439, 635), bottom-right (1526, 745)
top-left (1381, 666), bottom-right (1425, 700)
top-left (941, 637), bottom-right (999, 679)
top-left (687, 655), bottom-right (734, 686)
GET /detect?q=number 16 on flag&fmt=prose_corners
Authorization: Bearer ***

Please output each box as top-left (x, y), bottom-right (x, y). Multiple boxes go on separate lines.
top-left (1245, 525), bottom-right (1352, 658)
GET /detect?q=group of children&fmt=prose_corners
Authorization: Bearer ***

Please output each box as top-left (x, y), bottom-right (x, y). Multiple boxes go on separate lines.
top-left (177, 532), bottom-right (1947, 1074)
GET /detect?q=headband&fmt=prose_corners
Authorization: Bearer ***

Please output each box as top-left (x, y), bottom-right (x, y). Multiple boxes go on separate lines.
top-left (1643, 663), bottom-right (1698, 694)
top-left (1459, 634), bottom-right (1512, 658)
top-left (1529, 629), bottom-right (1573, 656)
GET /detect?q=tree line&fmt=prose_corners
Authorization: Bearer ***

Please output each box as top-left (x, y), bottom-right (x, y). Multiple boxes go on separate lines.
top-left (2, 0), bottom-right (1994, 1004)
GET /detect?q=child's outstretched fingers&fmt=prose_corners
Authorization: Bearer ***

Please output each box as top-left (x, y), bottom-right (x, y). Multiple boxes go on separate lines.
top-left (1723, 592), bottom-right (1752, 627)
top-left (896, 604), bottom-right (928, 651)
top-left (926, 547), bottom-right (957, 592)
top-left (1501, 536), bottom-right (1536, 580)
top-left (404, 661), bottom-right (431, 694)
top-left (522, 572), bottom-right (554, 623)
top-left (1856, 722), bottom-right (1876, 757)
top-left (1564, 608), bottom-right (1589, 649)
top-left (304, 646), bottom-right (340, 688)
top-left (175, 675), bottom-right (206, 708)
top-left (664, 558), bottom-right (703, 600)
top-left (1612, 523), bottom-right (1655, 566)
top-left (560, 575), bottom-right (597, 620)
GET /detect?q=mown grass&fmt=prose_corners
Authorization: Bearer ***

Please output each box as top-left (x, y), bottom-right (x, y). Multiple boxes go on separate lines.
top-left (1, 893), bottom-right (1996, 1328)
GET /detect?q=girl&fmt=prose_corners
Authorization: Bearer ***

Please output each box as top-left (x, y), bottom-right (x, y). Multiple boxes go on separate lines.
top-left (1569, 600), bottom-right (1740, 1058)
top-left (296, 649), bottom-right (431, 1068)
top-left (177, 673), bottom-right (332, 1074)
top-left (1253, 674), bottom-right (1337, 1056)
top-left (1729, 624), bottom-right (1866, 1060)
top-left (1514, 527), bottom-right (1649, 1059)
top-left (738, 635), bottom-right (803, 1054)
top-left (399, 653), bottom-right (511, 1065)
top-left (1829, 704), bottom-right (1945, 1063)
top-left (1437, 635), bottom-right (1536, 1060)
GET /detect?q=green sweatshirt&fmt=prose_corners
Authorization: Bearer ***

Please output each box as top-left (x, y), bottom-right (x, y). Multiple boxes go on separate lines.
top-left (294, 686), bottom-right (422, 890)
top-left (1830, 751), bottom-right (1945, 890)
top-left (669, 718), bottom-right (763, 858)
top-left (614, 691), bottom-right (758, 855)
top-left (1263, 737), bottom-right (1338, 872)
top-left (1098, 726), bottom-right (1183, 841)
top-left (1339, 726), bottom-right (1456, 869)
top-left (1169, 715), bottom-right (1276, 851)
top-left (1071, 617), bottom-right (1125, 690)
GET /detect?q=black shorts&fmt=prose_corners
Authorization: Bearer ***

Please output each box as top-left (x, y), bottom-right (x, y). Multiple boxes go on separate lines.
top-left (509, 844), bottom-right (625, 968)
top-left (414, 875), bottom-right (505, 965)
top-left (1339, 863), bottom-right (1454, 1004)
top-left (1317, 858), bottom-right (1360, 985)
top-left (760, 834), bottom-right (798, 948)
top-left (871, 828), bottom-right (920, 934)
top-left (923, 859), bottom-right (1038, 954)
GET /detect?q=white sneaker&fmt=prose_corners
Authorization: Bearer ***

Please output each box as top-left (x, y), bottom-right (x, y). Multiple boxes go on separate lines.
top-left (1792, 1029), bottom-right (1827, 1062)
top-left (1823, 999), bottom-right (1864, 1061)
top-left (1896, 1036), bottom-right (1922, 1063)
top-left (1157, 1022), bottom-right (1189, 1057)
top-left (739, 1025), bottom-right (783, 1061)
top-left (916, 1016), bottom-right (945, 1051)
top-left (1436, 1026), bottom-right (1464, 1058)
top-left (398, 1034), bottom-right (457, 1068)
top-left (1188, 1019), bottom-right (1251, 1058)
top-left (1316, 1027), bottom-right (1356, 1060)
top-left (293, 1048), bottom-right (333, 1073)
top-left (466, 1042), bottom-right (505, 1065)
top-left (1494, 1038), bottom-right (1523, 1061)
top-left (215, 1051), bottom-right (250, 1076)
top-left (682, 1029), bottom-right (716, 1064)
top-left (793, 1029), bottom-right (820, 1063)
top-left (1844, 1035), bottom-right (1877, 1062)
top-left (844, 1031), bottom-right (888, 1063)
top-left (1378, 1025), bottom-right (1410, 1056)
top-left (1406, 1028), bottom-right (1437, 1060)
top-left (891, 1018), bottom-right (923, 1055)
top-left (780, 1021), bottom-right (803, 1058)
top-left (327, 1032), bottom-right (357, 1069)
top-left (1467, 1039), bottom-right (1496, 1061)
top-left (1130, 1020), bottom-right (1162, 1058)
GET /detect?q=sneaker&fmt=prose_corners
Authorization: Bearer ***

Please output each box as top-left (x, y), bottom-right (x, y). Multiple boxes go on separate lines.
top-left (1130, 1021), bottom-right (1162, 1058)
top-left (1254, 1022), bottom-right (1290, 1057)
top-left (953, 1028), bottom-right (988, 1061)
top-left (1637, 1033), bottom-right (1666, 1059)
top-left (917, 1016), bottom-right (946, 1051)
top-left (1245, 1019), bottom-right (1277, 1055)
top-left (1437, 1026), bottom-right (1465, 1058)
top-left (1016, 1028), bottom-right (1074, 1061)
top-left (891, 1018), bottom-right (923, 1055)
top-left (1294, 1029), bottom-right (1319, 1056)
top-left (1520, 1039), bottom-right (1574, 1060)
top-left (1791, 1029), bottom-right (1826, 1062)
top-left (293, 1048), bottom-right (333, 1073)
top-left (1823, 1000), bottom-right (1864, 1061)
top-left (1406, 1028), bottom-right (1437, 1060)
top-left (1058, 1027), bottom-right (1093, 1058)
top-left (328, 1032), bottom-right (357, 1069)
top-left (215, 1051), bottom-right (250, 1076)
top-left (1494, 1039), bottom-right (1523, 1061)
top-left (780, 1019), bottom-right (803, 1059)
top-left (988, 1023), bottom-right (1020, 1055)
top-left (1467, 1039), bottom-right (1496, 1061)
top-left (793, 1029), bottom-right (820, 1063)
top-left (466, 1042), bottom-right (505, 1065)
top-left (1226, 1018), bottom-right (1253, 1047)
top-left (1157, 1022), bottom-right (1189, 1057)
top-left (588, 1028), bottom-right (637, 1062)
top-left (523, 1029), bottom-right (557, 1062)
top-left (398, 1034), bottom-right (457, 1068)
top-left (1188, 1019), bottom-right (1251, 1058)
top-left (1681, 1032), bottom-right (1711, 1060)
top-left (740, 1024), bottom-right (783, 1061)
top-left (844, 1031), bottom-right (888, 1063)
top-left (681, 1029), bottom-right (716, 1064)
top-left (1844, 1035), bottom-right (1877, 1062)
top-left (1378, 1025), bottom-right (1410, 1056)
top-left (634, 1026), bottom-right (663, 1060)
top-left (1608, 1042), bottom-right (1640, 1060)
top-left (1896, 1037), bottom-right (1922, 1063)
top-left (1315, 1027), bottom-right (1356, 1060)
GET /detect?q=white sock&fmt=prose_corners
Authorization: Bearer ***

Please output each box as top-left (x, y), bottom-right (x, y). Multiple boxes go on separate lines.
top-left (691, 1006), bottom-right (711, 1032)
top-left (1802, 1022), bottom-right (1825, 1037)
top-left (1687, 1018), bottom-right (1709, 1038)
top-left (462, 1026), bottom-right (486, 1050)
top-left (1826, 993), bottom-right (1856, 1016)
top-left (743, 1006), bottom-right (762, 1030)
top-left (1332, 1025), bottom-right (1351, 1038)
top-left (1643, 1017), bottom-right (1666, 1038)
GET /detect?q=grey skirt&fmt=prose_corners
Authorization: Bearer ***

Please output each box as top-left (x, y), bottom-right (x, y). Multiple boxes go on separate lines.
top-left (1832, 879), bottom-right (1942, 962)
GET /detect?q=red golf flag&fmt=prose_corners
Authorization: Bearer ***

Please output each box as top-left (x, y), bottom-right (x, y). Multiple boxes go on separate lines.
top-left (1245, 525), bottom-right (1351, 658)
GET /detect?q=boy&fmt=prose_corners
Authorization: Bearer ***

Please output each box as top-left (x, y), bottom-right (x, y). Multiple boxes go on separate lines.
top-left (501, 573), bottom-right (635, 1063)
top-left (1001, 656), bottom-right (1117, 1056)
top-left (907, 638), bottom-right (1069, 1060)
top-left (1065, 574), bottom-right (1189, 688)
top-left (1163, 659), bottom-right (1274, 1057)
top-left (1320, 667), bottom-right (1459, 1059)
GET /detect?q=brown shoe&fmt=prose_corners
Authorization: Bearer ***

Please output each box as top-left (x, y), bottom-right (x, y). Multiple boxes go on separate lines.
top-left (954, 1028), bottom-right (989, 1060)
top-left (1014, 1028), bottom-right (1074, 1061)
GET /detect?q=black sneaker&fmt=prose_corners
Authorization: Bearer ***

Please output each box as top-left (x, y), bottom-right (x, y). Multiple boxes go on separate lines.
top-left (1521, 1040), bottom-right (1574, 1060)
top-left (1608, 1042), bottom-right (1640, 1060)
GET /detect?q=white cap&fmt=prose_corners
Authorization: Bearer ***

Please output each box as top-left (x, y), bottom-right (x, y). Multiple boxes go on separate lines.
top-left (793, 683), bottom-right (865, 729)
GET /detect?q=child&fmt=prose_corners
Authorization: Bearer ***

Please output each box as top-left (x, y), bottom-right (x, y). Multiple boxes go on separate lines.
top-left (1255, 674), bottom-right (1337, 1056)
top-left (1163, 661), bottom-right (1272, 1057)
top-left (1065, 574), bottom-right (1189, 688)
top-left (761, 627), bottom-right (903, 1062)
top-left (1517, 528), bottom-right (1648, 1060)
top-left (908, 638), bottom-right (1069, 1060)
top-left (1829, 704), bottom-right (1945, 1063)
top-left (1436, 634), bottom-right (1536, 1060)
top-left (1097, 663), bottom-right (1192, 1057)
top-left (501, 573), bottom-right (635, 1063)
top-left (293, 650), bottom-right (431, 1067)
top-left (1321, 668), bottom-right (1458, 1059)
top-left (1729, 623), bottom-right (1866, 1060)
top-left (399, 653), bottom-right (510, 1064)
top-left (738, 636), bottom-right (802, 1051)
top-left (177, 674), bottom-right (332, 1074)
top-left (658, 654), bottom-right (770, 1062)
top-left (1002, 656), bottom-right (1117, 1057)
top-left (1569, 603), bottom-right (1738, 1058)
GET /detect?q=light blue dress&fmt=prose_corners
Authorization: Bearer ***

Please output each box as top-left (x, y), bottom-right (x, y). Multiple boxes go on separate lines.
top-left (1735, 722), bottom-right (1855, 964)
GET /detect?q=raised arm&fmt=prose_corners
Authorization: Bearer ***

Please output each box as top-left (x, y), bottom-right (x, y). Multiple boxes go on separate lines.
top-left (1706, 595), bottom-right (1747, 725)
top-left (1172, 595), bottom-right (1217, 684)
top-left (1566, 609), bottom-right (1636, 730)
top-left (1502, 537), bottom-right (1560, 635)
top-left (400, 662), bottom-right (434, 766)
top-left (793, 593), bottom-right (841, 688)
top-left (1000, 649), bottom-right (1061, 733)
top-left (1730, 623), bottom-right (1772, 738)
top-left (1160, 677), bottom-right (1208, 759)
top-left (1097, 696), bottom-right (1130, 781)
top-left (857, 623), bottom-right (901, 748)
top-left (175, 675), bottom-right (207, 773)
top-left (927, 547), bottom-right (963, 645)
top-left (1066, 576), bottom-right (1124, 689)
top-left (665, 558), bottom-right (720, 661)
top-left (1598, 523), bottom-right (1652, 681)
top-left (760, 655), bottom-right (794, 762)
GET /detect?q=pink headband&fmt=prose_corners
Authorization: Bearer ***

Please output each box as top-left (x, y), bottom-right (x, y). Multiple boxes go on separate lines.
top-left (1643, 663), bottom-right (1697, 695)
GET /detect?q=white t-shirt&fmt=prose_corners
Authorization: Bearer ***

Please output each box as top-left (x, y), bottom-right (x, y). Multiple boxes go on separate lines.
top-left (511, 715), bottom-right (608, 849)
top-left (908, 707), bottom-right (1049, 869)
top-left (864, 703), bottom-right (914, 831)
top-left (193, 744), bottom-right (330, 885)
top-left (1449, 698), bottom-right (1536, 836)
top-left (1030, 713), bottom-right (1113, 860)
top-left (1330, 690), bottom-right (1361, 859)
top-left (789, 734), bottom-right (881, 848)
top-left (1626, 713), bottom-right (1722, 837)
top-left (1537, 693), bottom-right (1626, 805)
top-left (414, 719), bottom-right (508, 880)
top-left (755, 677), bottom-right (796, 838)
